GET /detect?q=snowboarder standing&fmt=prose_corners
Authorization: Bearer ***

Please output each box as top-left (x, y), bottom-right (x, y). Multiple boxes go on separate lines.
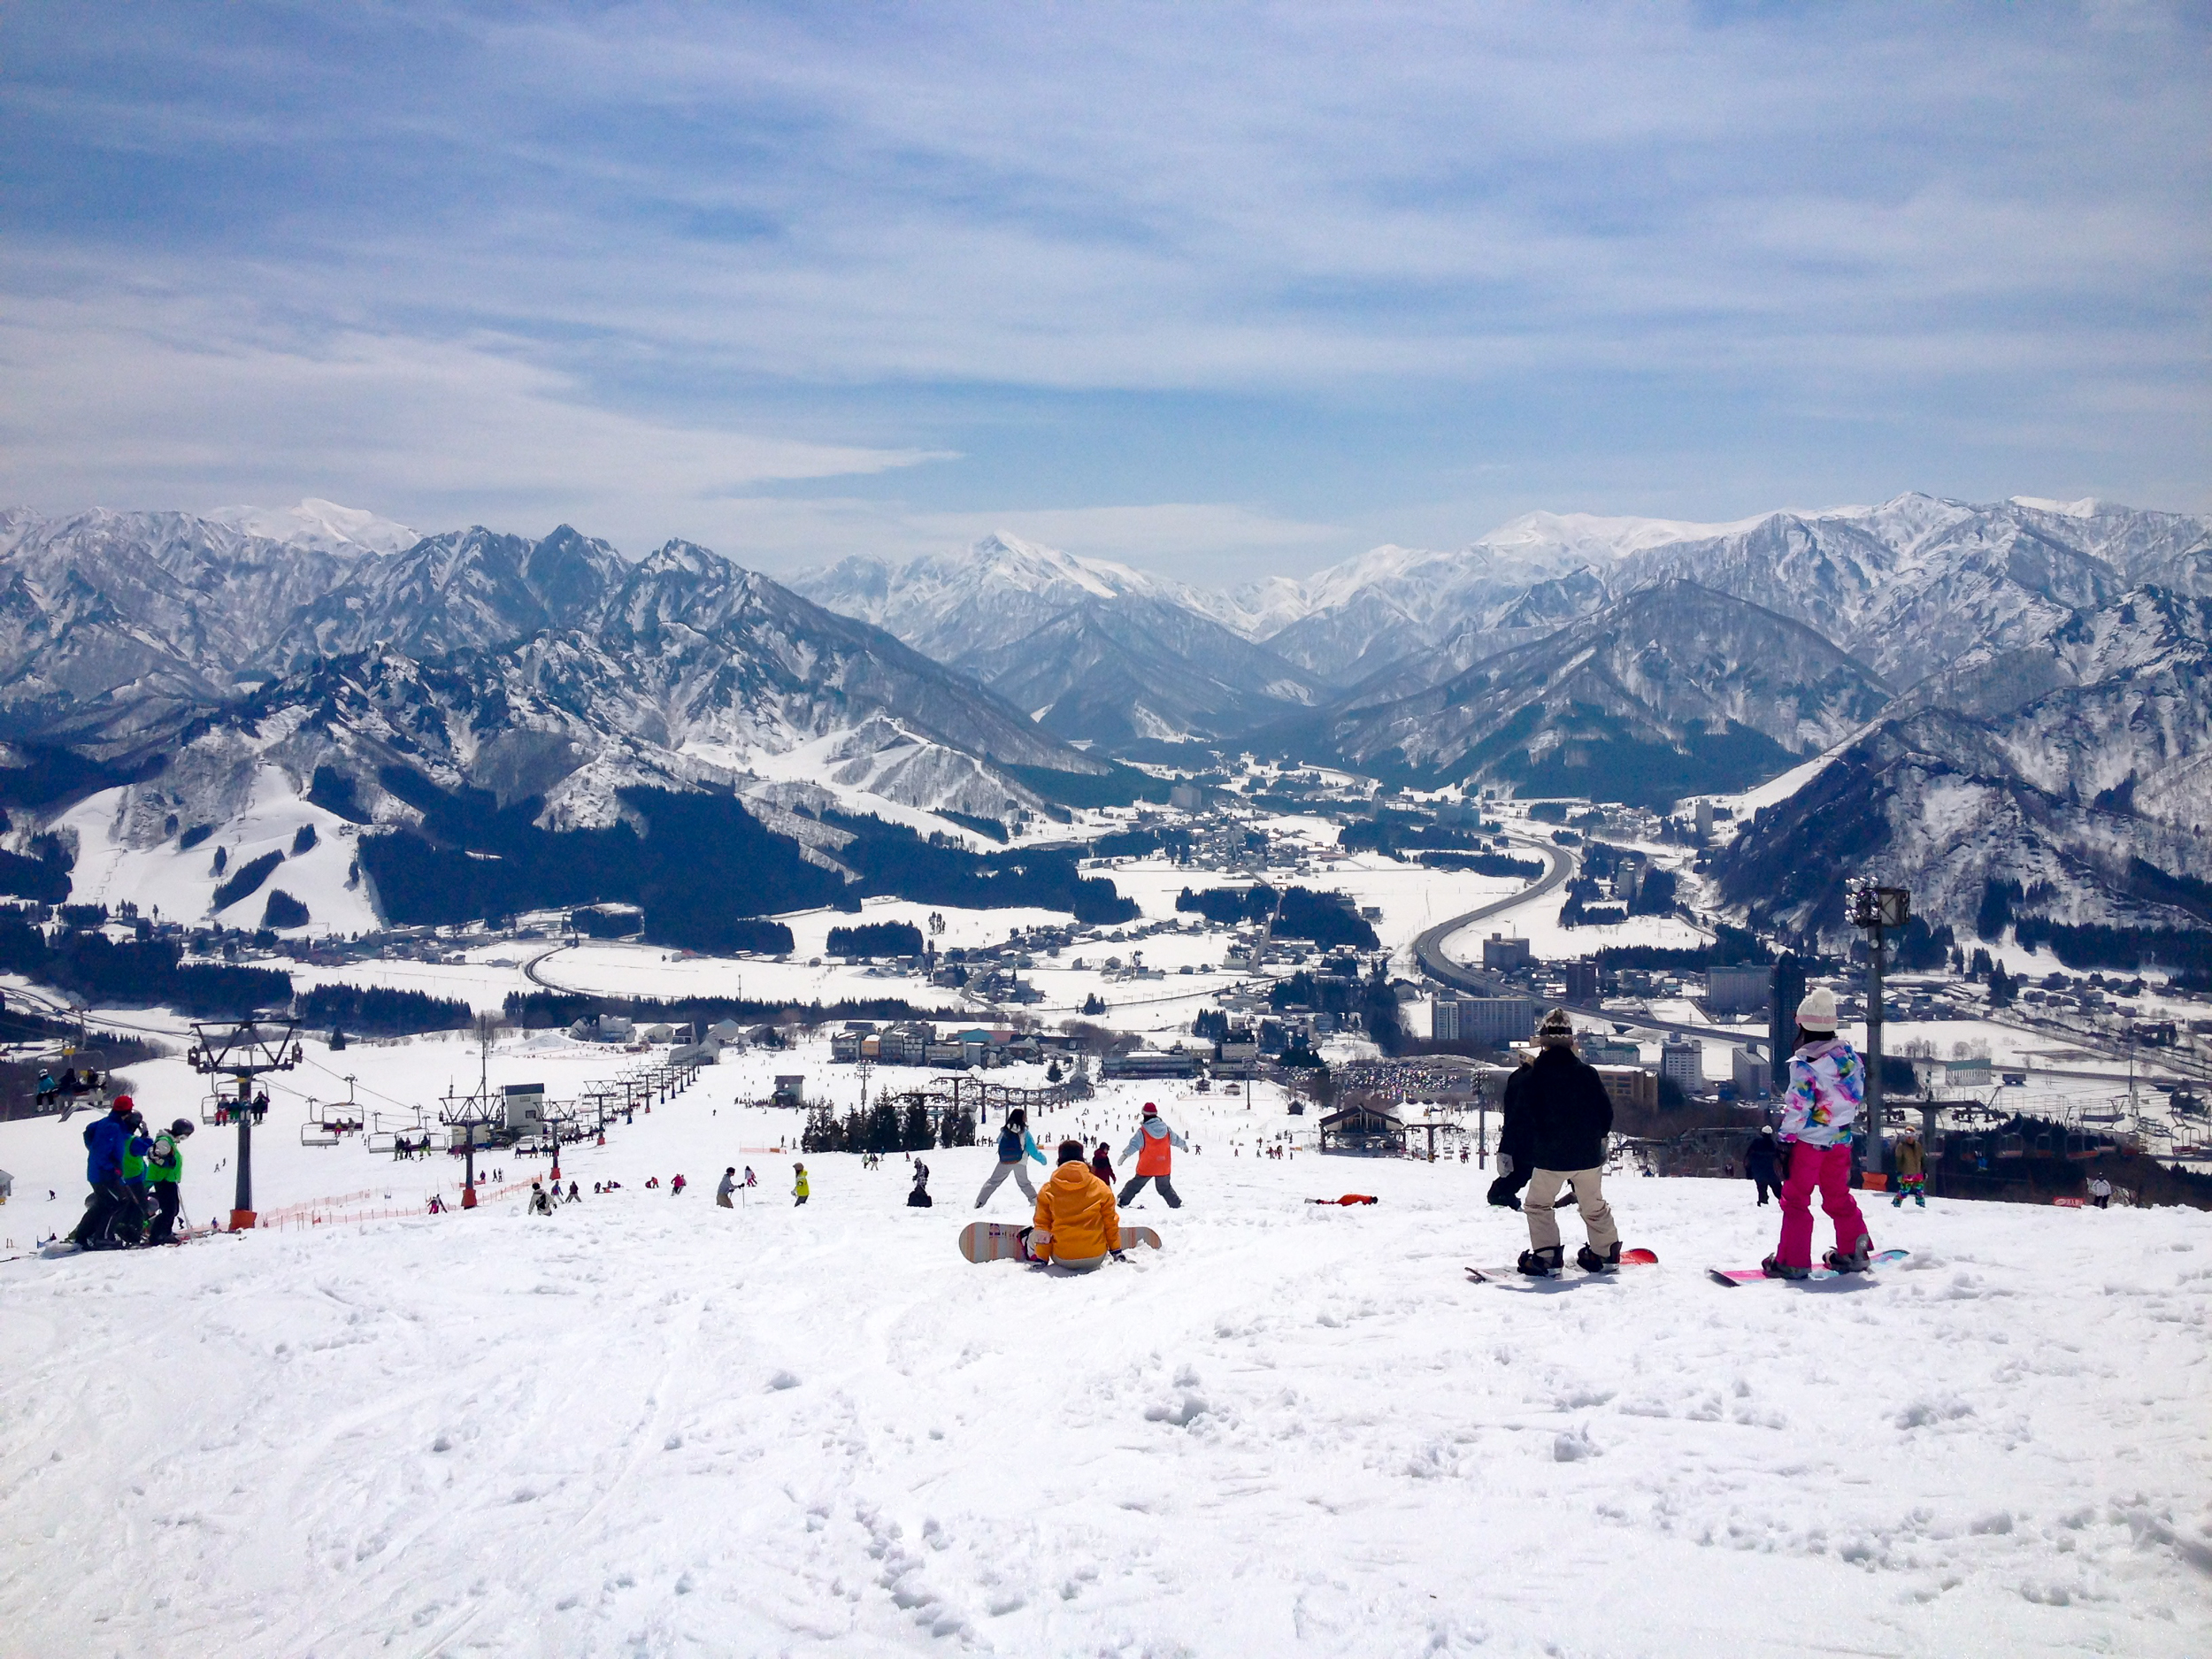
top-left (1745, 1126), bottom-right (1782, 1207)
top-left (145, 1118), bottom-right (193, 1244)
top-left (2087, 1172), bottom-right (2112, 1210)
top-left (1032, 1139), bottom-right (1123, 1272)
top-left (1890, 1128), bottom-right (1927, 1209)
top-left (908, 1161), bottom-right (933, 1208)
top-left (1514, 1010), bottom-right (1622, 1275)
top-left (973, 1108), bottom-right (1044, 1208)
top-left (793, 1163), bottom-right (810, 1206)
top-left (1488, 1053), bottom-right (1537, 1211)
top-left (1117, 1103), bottom-right (1187, 1209)
top-left (1766, 987), bottom-right (1875, 1279)
top-left (717, 1167), bottom-right (737, 1208)
top-left (1089, 1141), bottom-right (1115, 1188)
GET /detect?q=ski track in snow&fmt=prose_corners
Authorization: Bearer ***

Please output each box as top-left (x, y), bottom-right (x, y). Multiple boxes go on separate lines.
top-left (4, 1088), bottom-right (2209, 1657)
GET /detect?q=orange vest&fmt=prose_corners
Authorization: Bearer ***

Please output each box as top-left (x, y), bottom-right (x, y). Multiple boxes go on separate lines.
top-left (1136, 1121), bottom-right (1174, 1175)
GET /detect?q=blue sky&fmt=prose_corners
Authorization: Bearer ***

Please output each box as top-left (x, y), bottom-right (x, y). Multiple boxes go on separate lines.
top-left (2, 2), bottom-right (2205, 580)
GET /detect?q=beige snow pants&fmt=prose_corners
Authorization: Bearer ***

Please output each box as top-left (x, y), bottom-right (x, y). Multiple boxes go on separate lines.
top-left (1525, 1167), bottom-right (1619, 1254)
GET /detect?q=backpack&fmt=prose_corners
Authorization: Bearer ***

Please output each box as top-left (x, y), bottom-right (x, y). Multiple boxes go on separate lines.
top-left (996, 1125), bottom-right (1022, 1162)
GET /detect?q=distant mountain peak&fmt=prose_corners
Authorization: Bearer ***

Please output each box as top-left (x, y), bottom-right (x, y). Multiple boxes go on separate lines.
top-left (206, 498), bottom-right (420, 556)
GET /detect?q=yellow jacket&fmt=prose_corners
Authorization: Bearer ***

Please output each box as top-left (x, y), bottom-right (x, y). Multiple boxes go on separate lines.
top-left (1033, 1161), bottom-right (1120, 1262)
top-left (794, 1170), bottom-right (810, 1198)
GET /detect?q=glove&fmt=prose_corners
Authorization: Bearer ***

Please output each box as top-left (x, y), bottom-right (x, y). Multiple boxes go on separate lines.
top-left (1486, 1176), bottom-right (1524, 1210)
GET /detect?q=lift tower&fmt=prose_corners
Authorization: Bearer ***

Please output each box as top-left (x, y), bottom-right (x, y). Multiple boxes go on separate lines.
top-left (187, 1015), bottom-right (303, 1231)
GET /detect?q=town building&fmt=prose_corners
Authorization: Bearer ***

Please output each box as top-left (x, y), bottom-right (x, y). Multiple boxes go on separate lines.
top-left (1732, 1048), bottom-right (1771, 1099)
top-left (1480, 933), bottom-right (1532, 972)
top-left (1432, 995), bottom-right (1537, 1047)
top-left (1660, 1041), bottom-right (1705, 1097)
top-left (1594, 1065), bottom-right (1658, 1113)
top-left (1703, 964), bottom-right (1770, 1016)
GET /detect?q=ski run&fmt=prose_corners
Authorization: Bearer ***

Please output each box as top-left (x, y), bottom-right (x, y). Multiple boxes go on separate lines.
top-left (3, 1070), bottom-right (2207, 1657)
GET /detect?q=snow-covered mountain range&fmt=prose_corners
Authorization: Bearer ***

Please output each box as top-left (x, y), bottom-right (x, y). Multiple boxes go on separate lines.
top-left (0, 507), bottom-right (1114, 895)
top-left (4, 489), bottom-right (2207, 941)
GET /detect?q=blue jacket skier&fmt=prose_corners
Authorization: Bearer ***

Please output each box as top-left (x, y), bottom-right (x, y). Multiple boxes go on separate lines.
top-left (973, 1108), bottom-right (1045, 1208)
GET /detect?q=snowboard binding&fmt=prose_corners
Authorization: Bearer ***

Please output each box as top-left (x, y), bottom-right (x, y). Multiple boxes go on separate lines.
top-left (1517, 1245), bottom-right (1563, 1278)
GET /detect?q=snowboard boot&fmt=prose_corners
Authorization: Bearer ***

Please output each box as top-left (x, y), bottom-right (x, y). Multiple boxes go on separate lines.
top-left (1517, 1245), bottom-right (1563, 1278)
top-left (1577, 1240), bottom-right (1622, 1273)
top-left (1915, 1194), bottom-right (1925, 1208)
top-left (1823, 1235), bottom-right (1873, 1274)
top-left (1761, 1255), bottom-right (1809, 1281)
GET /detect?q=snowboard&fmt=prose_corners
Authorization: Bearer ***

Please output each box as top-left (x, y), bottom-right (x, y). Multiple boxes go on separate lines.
top-left (1466, 1246), bottom-right (1657, 1283)
top-left (1308, 1194), bottom-right (1379, 1206)
top-left (957, 1221), bottom-right (1161, 1263)
top-left (1707, 1248), bottom-right (1909, 1286)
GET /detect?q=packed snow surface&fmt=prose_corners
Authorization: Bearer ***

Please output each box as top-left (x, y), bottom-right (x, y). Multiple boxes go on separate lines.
top-left (4, 1076), bottom-right (2207, 1657)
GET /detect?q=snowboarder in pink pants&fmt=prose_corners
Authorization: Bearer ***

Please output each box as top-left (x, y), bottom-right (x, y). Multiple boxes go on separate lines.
top-left (1765, 987), bottom-right (1874, 1279)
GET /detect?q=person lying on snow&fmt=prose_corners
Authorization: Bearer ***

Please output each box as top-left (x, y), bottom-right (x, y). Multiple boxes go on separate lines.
top-left (1029, 1140), bottom-right (1124, 1272)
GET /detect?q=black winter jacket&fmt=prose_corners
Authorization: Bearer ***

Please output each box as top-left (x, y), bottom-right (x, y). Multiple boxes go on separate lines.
top-left (1509, 1047), bottom-right (1615, 1171)
top-left (1744, 1133), bottom-right (1779, 1177)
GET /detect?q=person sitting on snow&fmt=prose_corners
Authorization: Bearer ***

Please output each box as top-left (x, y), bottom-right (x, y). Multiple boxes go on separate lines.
top-left (1117, 1103), bottom-right (1187, 1209)
top-left (1031, 1140), bottom-right (1122, 1272)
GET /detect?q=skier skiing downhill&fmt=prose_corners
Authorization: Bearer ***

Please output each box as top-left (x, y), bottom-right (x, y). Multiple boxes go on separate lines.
top-left (1512, 1010), bottom-right (1622, 1276)
top-left (1766, 987), bottom-right (1875, 1279)
top-left (1117, 1103), bottom-right (1187, 1209)
top-left (973, 1108), bottom-right (1045, 1208)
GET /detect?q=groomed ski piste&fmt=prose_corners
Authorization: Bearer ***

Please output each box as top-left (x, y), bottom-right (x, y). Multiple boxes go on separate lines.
top-left (3, 1048), bottom-right (2207, 1657)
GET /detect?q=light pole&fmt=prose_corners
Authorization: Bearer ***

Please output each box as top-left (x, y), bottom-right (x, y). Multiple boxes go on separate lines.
top-left (1847, 882), bottom-right (1909, 1184)
top-left (187, 1015), bottom-right (303, 1231)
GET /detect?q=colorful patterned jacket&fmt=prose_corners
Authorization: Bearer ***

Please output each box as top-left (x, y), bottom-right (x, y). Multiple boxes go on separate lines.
top-left (1778, 1038), bottom-right (1864, 1148)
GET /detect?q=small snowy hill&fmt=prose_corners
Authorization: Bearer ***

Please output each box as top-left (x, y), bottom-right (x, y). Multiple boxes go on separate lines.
top-left (1, 1070), bottom-right (2205, 1656)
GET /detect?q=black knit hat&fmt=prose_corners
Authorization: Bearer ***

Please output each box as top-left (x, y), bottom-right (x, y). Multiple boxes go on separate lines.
top-left (1057, 1139), bottom-right (1087, 1164)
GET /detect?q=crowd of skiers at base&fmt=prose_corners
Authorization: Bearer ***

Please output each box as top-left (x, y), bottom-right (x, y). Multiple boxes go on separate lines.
top-left (1491, 988), bottom-right (1889, 1280)
top-left (65, 1095), bottom-right (196, 1249)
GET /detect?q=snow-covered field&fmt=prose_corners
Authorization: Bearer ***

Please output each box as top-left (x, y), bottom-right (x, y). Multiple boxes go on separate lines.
top-left (4, 1071), bottom-right (2207, 1658)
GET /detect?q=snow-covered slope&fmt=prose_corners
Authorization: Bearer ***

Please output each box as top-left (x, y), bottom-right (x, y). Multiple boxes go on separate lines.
top-left (789, 532), bottom-right (1233, 664)
top-left (206, 498), bottom-right (420, 557)
top-left (1259, 494), bottom-right (2212, 693)
top-left (960, 595), bottom-right (1331, 747)
top-left (2, 1077), bottom-right (2204, 1658)
top-left (1714, 589), bottom-right (2212, 939)
top-left (0, 511), bottom-right (1120, 929)
top-left (1290, 581), bottom-right (1893, 807)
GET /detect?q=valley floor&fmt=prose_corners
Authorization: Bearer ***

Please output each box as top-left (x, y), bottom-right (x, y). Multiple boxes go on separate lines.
top-left (3, 1082), bottom-right (2207, 1658)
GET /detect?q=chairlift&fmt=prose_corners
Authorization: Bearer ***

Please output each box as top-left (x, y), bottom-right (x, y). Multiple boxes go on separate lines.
top-left (300, 1097), bottom-right (341, 1148)
top-left (1997, 1133), bottom-right (2025, 1159)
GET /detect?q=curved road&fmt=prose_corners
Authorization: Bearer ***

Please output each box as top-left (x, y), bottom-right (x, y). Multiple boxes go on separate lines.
top-left (1409, 838), bottom-right (1782, 1054)
top-left (1411, 838), bottom-right (1574, 992)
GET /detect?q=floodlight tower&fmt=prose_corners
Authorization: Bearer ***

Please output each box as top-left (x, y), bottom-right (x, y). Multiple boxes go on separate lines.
top-left (1847, 882), bottom-right (1909, 1180)
top-left (187, 1015), bottom-right (303, 1230)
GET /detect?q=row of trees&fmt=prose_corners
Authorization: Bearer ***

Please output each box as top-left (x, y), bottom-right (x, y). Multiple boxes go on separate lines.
top-left (799, 1093), bottom-right (978, 1155)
